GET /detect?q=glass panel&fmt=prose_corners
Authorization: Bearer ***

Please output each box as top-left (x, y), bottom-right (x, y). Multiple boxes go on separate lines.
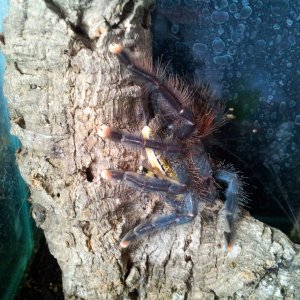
top-left (152, 0), bottom-right (300, 242)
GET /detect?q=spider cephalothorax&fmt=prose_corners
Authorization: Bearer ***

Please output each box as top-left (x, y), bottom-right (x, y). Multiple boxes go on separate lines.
top-left (99, 44), bottom-right (247, 250)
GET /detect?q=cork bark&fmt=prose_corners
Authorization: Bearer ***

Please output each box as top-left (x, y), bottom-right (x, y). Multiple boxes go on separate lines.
top-left (1, 0), bottom-right (300, 299)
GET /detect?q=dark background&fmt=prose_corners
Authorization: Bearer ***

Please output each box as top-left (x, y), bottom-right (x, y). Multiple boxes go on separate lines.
top-left (152, 0), bottom-right (300, 242)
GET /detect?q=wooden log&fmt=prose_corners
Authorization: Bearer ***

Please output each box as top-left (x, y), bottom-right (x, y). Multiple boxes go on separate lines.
top-left (2, 0), bottom-right (300, 299)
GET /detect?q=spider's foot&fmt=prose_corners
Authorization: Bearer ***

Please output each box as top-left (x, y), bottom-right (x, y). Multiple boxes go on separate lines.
top-left (120, 212), bottom-right (195, 248)
top-left (224, 231), bottom-right (234, 252)
top-left (215, 169), bottom-right (247, 252)
top-left (120, 239), bottom-right (131, 248)
top-left (109, 43), bottom-right (123, 54)
top-left (98, 125), bottom-right (122, 141)
top-left (101, 169), bottom-right (123, 180)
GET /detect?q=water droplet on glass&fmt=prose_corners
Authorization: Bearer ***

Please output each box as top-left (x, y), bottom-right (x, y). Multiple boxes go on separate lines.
top-left (253, 18), bottom-right (262, 31)
top-left (231, 30), bottom-right (242, 44)
top-left (279, 101), bottom-right (286, 111)
top-left (229, 3), bottom-right (238, 13)
top-left (295, 115), bottom-right (300, 125)
top-left (212, 37), bottom-right (225, 53)
top-left (255, 39), bottom-right (266, 50)
top-left (213, 55), bottom-right (229, 65)
top-left (211, 11), bottom-right (229, 24)
top-left (192, 43), bottom-right (208, 55)
top-left (213, 0), bottom-right (228, 10)
top-left (217, 26), bottom-right (224, 35)
top-left (273, 23), bottom-right (281, 30)
top-left (253, 120), bottom-right (260, 127)
top-left (286, 18), bottom-right (293, 26)
top-left (234, 13), bottom-right (241, 20)
top-left (202, 8), bottom-right (210, 17)
top-left (226, 54), bottom-right (234, 64)
top-left (171, 24), bottom-right (180, 34)
top-left (240, 6), bottom-right (252, 19)
top-left (237, 23), bottom-right (246, 33)
top-left (288, 35), bottom-right (296, 46)
top-left (228, 45), bottom-right (237, 55)
top-left (289, 100), bottom-right (296, 108)
top-left (255, 1), bottom-right (263, 8)
top-left (271, 0), bottom-right (289, 16)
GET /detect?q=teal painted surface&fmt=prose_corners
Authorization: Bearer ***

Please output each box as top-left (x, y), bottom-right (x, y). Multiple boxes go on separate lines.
top-left (0, 1), bottom-right (34, 299)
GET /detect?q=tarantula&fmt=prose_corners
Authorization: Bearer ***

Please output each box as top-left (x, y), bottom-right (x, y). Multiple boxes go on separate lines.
top-left (98, 44), bottom-right (246, 250)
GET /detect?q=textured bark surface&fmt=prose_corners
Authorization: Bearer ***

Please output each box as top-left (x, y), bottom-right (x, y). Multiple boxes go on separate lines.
top-left (1, 0), bottom-right (300, 299)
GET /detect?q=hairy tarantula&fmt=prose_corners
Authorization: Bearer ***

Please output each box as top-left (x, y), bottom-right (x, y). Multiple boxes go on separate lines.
top-left (98, 44), bottom-right (247, 250)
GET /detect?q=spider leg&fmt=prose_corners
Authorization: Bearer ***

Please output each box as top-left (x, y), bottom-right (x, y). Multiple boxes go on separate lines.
top-left (101, 170), bottom-right (187, 194)
top-left (98, 125), bottom-right (183, 154)
top-left (214, 169), bottom-right (244, 250)
top-left (109, 44), bottom-right (195, 125)
top-left (120, 191), bottom-right (197, 248)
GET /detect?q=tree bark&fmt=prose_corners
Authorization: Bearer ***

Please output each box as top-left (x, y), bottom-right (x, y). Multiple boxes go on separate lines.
top-left (2, 0), bottom-right (300, 299)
